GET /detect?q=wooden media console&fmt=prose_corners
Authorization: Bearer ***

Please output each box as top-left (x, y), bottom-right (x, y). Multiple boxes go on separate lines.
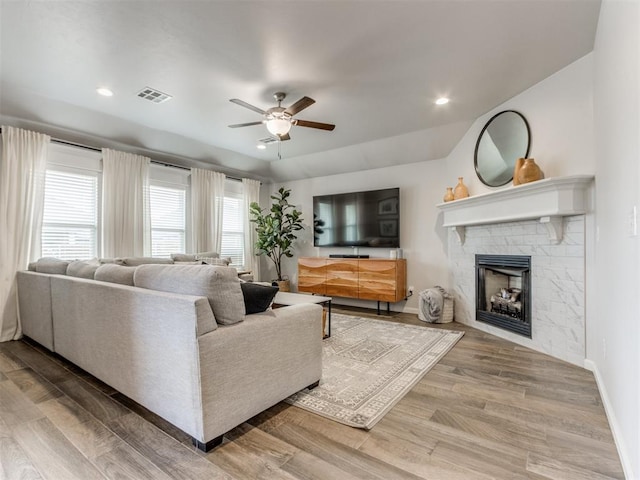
top-left (298, 257), bottom-right (407, 313)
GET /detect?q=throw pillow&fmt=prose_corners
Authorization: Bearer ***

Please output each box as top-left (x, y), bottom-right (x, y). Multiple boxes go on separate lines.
top-left (66, 260), bottom-right (99, 279)
top-left (121, 257), bottom-right (174, 266)
top-left (94, 264), bottom-right (135, 286)
top-left (35, 257), bottom-right (70, 275)
top-left (195, 251), bottom-right (219, 258)
top-left (133, 264), bottom-right (246, 325)
top-left (170, 253), bottom-right (197, 262)
top-left (240, 282), bottom-right (279, 314)
top-left (199, 257), bottom-right (231, 266)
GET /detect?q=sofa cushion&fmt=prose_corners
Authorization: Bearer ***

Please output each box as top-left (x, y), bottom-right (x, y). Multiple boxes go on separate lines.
top-left (121, 257), bottom-right (174, 266)
top-left (134, 264), bottom-right (246, 325)
top-left (66, 260), bottom-right (99, 279)
top-left (172, 251), bottom-right (219, 262)
top-left (35, 257), bottom-right (70, 274)
top-left (240, 282), bottom-right (279, 314)
top-left (170, 253), bottom-right (197, 262)
top-left (94, 264), bottom-right (135, 286)
top-left (200, 257), bottom-right (231, 266)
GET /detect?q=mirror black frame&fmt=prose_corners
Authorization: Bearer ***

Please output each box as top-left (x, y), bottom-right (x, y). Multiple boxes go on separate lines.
top-left (474, 110), bottom-right (531, 187)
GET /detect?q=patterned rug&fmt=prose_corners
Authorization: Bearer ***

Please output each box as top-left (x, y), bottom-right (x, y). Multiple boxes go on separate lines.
top-left (286, 313), bottom-right (464, 429)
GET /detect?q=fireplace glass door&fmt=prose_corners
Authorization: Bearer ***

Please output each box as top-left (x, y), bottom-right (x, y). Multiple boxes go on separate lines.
top-left (476, 255), bottom-right (531, 337)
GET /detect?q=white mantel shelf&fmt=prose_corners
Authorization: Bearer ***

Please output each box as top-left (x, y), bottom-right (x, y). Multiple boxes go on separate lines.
top-left (436, 175), bottom-right (594, 244)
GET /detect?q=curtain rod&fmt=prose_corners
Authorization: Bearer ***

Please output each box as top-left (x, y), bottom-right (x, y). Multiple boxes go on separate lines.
top-left (0, 128), bottom-right (245, 182)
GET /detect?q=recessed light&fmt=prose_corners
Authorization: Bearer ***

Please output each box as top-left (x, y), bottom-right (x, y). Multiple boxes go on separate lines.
top-left (96, 87), bottom-right (114, 97)
top-left (257, 144), bottom-right (267, 150)
top-left (435, 97), bottom-right (450, 105)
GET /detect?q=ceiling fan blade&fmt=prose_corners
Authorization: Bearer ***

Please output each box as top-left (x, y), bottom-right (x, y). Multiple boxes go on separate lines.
top-left (285, 96), bottom-right (315, 116)
top-left (294, 119), bottom-right (335, 131)
top-left (277, 133), bottom-right (291, 141)
top-left (228, 121), bottom-right (264, 128)
top-left (229, 99), bottom-right (266, 115)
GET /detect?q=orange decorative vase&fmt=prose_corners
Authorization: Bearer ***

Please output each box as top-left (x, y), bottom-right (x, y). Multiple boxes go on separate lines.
top-left (513, 158), bottom-right (525, 186)
top-left (443, 187), bottom-right (454, 202)
top-left (516, 158), bottom-right (543, 185)
top-left (453, 177), bottom-right (469, 200)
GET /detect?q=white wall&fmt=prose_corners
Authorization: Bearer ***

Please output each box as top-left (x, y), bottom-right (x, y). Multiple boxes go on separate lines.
top-left (263, 158), bottom-right (450, 312)
top-left (591, 1), bottom-right (640, 477)
top-left (446, 53), bottom-right (596, 194)
top-left (262, 53), bottom-right (597, 315)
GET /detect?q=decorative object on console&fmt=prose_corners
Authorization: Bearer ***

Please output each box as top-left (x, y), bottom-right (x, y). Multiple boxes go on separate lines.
top-left (250, 187), bottom-right (304, 290)
top-left (516, 158), bottom-right (543, 185)
top-left (443, 187), bottom-right (454, 202)
top-left (474, 110), bottom-right (531, 187)
top-left (453, 177), bottom-right (469, 200)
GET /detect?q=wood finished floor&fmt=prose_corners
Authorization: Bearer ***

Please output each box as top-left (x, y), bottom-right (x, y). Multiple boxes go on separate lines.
top-left (0, 306), bottom-right (624, 480)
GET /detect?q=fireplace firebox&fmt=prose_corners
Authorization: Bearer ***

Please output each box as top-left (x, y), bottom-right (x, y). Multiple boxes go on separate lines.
top-left (476, 255), bottom-right (531, 337)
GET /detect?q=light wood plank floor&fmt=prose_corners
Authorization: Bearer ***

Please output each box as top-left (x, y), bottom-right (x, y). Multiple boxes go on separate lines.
top-left (0, 306), bottom-right (624, 479)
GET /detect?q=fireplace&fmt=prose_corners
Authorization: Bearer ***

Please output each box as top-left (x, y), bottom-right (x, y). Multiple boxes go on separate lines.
top-left (476, 255), bottom-right (531, 338)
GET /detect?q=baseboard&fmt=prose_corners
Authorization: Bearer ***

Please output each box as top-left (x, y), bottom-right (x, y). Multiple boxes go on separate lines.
top-left (403, 306), bottom-right (419, 315)
top-left (584, 359), bottom-right (634, 479)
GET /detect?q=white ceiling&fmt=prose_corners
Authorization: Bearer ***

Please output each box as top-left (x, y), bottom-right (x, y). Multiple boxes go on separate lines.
top-left (0, 1), bottom-right (600, 181)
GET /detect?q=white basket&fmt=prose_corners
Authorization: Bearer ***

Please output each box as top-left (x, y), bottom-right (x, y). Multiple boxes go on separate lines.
top-left (418, 286), bottom-right (454, 323)
top-left (441, 295), bottom-right (454, 323)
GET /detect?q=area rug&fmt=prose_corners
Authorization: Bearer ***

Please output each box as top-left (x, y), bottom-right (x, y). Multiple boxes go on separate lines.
top-left (286, 313), bottom-right (464, 429)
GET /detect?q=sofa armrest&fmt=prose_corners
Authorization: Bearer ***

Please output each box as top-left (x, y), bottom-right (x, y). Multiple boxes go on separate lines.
top-left (197, 303), bottom-right (323, 442)
top-left (17, 271), bottom-right (55, 350)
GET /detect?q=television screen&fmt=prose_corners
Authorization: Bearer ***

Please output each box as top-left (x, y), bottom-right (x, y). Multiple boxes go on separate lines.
top-left (313, 187), bottom-right (400, 248)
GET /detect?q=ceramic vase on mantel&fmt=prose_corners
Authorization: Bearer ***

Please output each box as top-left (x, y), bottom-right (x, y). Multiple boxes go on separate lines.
top-left (513, 158), bottom-right (525, 186)
top-left (516, 158), bottom-right (543, 185)
top-left (453, 177), bottom-right (469, 200)
top-left (443, 187), bottom-right (454, 202)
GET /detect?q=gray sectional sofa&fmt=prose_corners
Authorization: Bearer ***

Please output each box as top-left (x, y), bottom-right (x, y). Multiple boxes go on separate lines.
top-left (16, 258), bottom-right (323, 451)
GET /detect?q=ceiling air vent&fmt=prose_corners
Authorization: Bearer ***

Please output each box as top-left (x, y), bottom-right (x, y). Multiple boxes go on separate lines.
top-left (137, 87), bottom-right (172, 104)
top-left (258, 136), bottom-right (279, 145)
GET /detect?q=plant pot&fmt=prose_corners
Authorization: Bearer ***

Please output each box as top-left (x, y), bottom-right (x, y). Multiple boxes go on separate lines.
top-left (274, 280), bottom-right (290, 292)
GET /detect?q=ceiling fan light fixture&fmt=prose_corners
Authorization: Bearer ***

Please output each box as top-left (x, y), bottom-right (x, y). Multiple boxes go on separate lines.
top-left (266, 117), bottom-right (292, 136)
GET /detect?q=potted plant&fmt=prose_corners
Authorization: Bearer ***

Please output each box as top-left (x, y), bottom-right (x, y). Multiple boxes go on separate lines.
top-left (249, 187), bottom-right (304, 291)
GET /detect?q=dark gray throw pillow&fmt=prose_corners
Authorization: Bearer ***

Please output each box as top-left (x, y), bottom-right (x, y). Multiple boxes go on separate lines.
top-left (240, 282), bottom-right (279, 314)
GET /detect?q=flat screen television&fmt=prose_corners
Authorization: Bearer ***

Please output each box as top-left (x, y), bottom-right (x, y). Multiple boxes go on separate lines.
top-left (313, 187), bottom-right (400, 248)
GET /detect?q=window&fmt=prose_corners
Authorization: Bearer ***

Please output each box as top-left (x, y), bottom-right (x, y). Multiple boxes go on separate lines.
top-left (42, 169), bottom-right (99, 260)
top-left (220, 181), bottom-right (245, 268)
top-left (150, 183), bottom-right (186, 257)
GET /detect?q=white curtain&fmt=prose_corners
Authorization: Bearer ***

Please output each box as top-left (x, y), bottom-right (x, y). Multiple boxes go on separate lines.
top-left (0, 126), bottom-right (49, 341)
top-left (101, 148), bottom-right (150, 258)
top-left (242, 178), bottom-right (261, 279)
top-left (190, 168), bottom-right (226, 253)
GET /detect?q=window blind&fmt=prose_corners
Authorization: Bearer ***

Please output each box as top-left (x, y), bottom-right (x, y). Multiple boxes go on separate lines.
top-left (221, 195), bottom-right (245, 267)
top-left (150, 184), bottom-right (186, 258)
top-left (42, 169), bottom-right (99, 260)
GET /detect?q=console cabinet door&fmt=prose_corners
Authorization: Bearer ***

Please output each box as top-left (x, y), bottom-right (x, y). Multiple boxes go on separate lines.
top-left (298, 257), bottom-right (327, 294)
top-left (325, 259), bottom-right (359, 297)
top-left (358, 259), bottom-right (399, 302)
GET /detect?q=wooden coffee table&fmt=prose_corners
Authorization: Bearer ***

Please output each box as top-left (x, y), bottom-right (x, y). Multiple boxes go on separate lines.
top-left (273, 291), bottom-right (332, 338)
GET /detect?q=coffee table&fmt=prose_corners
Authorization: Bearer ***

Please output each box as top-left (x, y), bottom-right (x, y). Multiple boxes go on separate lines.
top-left (273, 291), bottom-right (332, 338)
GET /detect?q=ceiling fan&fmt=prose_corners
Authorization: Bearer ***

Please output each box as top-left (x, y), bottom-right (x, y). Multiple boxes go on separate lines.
top-left (228, 92), bottom-right (335, 141)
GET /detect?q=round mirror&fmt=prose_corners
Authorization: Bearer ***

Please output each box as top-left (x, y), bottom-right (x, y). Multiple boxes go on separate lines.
top-left (474, 110), bottom-right (531, 187)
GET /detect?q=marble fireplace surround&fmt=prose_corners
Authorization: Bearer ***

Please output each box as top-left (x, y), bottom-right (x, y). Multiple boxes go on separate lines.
top-left (438, 175), bottom-right (594, 366)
